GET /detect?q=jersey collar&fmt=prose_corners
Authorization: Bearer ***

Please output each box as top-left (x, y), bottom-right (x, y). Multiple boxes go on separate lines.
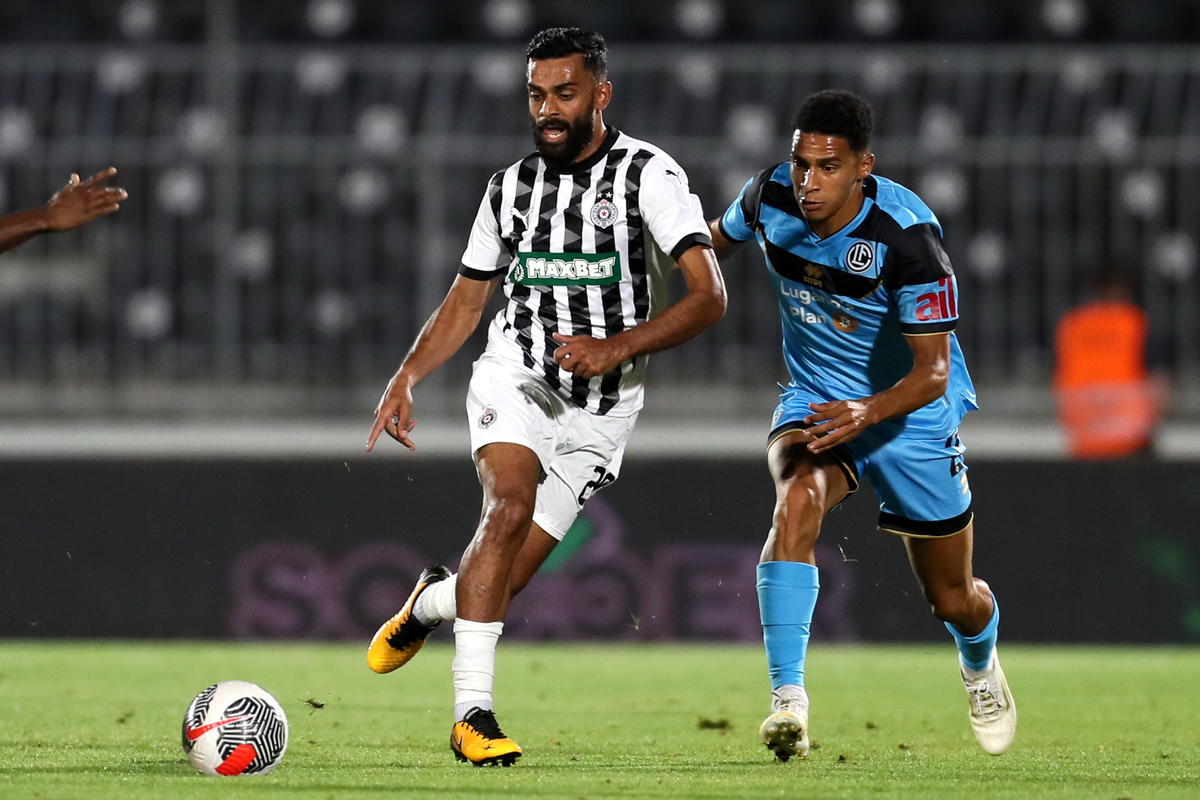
top-left (804, 184), bottom-right (875, 244)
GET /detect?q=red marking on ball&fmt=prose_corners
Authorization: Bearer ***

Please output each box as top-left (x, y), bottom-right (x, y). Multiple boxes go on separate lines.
top-left (215, 743), bottom-right (257, 776)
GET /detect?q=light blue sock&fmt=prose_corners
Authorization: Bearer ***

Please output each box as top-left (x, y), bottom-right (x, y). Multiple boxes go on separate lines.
top-left (946, 595), bottom-right (999, 672)
top-left (757, 561), bottom-right (820, 690)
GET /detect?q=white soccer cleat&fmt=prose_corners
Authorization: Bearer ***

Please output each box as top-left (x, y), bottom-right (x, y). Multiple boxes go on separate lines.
top-left (961, 650), bottom-right (1017, 755)
top-left (759, 685), bottom-right (810, 763)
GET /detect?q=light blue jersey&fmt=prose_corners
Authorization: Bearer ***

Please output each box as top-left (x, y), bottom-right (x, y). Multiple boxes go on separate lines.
top-left (721, 165), bottom-right (977, 438)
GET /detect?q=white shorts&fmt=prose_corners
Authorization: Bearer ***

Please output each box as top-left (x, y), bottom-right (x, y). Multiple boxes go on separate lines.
top-left (465, 354), bottom-right (638, 540)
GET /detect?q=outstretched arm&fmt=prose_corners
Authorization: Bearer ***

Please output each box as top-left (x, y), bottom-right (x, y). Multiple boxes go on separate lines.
top-left (366, 274), bottom-right (501, 452)
top-left (803, 333), bottom-right (952, 454)
top-left (551, 245), bottom-right (726, 379)
top-left (0, 168), bottom-right (127, 256)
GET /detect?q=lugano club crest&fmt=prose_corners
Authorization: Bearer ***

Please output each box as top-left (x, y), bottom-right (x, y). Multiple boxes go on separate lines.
top-left (590, 192), bottom-right (618, 229)
top-left (844, 241), bottom-right (875, 273)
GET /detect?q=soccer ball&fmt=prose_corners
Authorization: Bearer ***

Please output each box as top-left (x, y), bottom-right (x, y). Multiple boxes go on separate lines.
top-left (181, 680), bottom-right (289, 776)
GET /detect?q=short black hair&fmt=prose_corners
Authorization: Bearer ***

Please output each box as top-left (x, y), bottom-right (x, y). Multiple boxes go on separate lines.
top-left (792, 90), bottom-right (873, 153)
top-left (526, 27), bottom-right (608, 80)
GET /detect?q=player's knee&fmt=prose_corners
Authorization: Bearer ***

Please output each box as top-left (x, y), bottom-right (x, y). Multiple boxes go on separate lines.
top-left (776, 480), bottom-right (830, 526)
top-left (481, 492), bottom-right (535, 542)
top-left (926, 583), bottom-right (973, 623)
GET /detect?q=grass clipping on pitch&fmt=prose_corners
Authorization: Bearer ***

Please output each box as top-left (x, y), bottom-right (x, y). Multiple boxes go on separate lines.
top-left (1, 642), bottom-right (1198, 799)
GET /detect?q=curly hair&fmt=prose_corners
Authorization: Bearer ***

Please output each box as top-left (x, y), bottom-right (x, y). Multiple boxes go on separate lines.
top-left (792, 90), bottom-right (873, 153)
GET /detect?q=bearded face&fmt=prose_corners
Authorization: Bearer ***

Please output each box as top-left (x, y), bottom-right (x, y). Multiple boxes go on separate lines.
top-left (531, 101), bottom-right (597, 167)
top-left (526, 54), bottom-right (610, 168)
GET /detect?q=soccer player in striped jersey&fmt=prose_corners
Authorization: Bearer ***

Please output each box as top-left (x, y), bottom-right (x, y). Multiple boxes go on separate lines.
top-left (709, 91), bottom-right (1015, 761)
top-left (364, 28), bottom-right (725, 766)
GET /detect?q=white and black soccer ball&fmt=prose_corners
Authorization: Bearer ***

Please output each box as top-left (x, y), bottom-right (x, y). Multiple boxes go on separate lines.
top-left (181, 680), bottom-right (289, 776)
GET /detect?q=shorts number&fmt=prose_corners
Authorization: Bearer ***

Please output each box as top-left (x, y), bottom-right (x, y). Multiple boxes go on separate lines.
top-left (577, 466), bottom-right (616, 505)
top-left (948, 444), bottom-right (969, 495)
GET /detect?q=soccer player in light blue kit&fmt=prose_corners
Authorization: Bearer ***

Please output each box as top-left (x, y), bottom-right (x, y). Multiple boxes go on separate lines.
top-left (709, 90), bottom-right (1016, 761)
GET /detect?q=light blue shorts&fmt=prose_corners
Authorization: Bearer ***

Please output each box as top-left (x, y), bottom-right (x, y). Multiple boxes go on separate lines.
top-left (769, 385), bottom-right (973, 537)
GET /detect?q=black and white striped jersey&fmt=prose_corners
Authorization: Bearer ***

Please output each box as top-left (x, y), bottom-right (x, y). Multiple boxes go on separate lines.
top-left (458, 127), bottom-right (712, 417)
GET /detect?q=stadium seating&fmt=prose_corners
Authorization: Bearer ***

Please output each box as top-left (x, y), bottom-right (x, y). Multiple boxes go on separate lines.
top-left (0, 4), bottom-right (1195, 414)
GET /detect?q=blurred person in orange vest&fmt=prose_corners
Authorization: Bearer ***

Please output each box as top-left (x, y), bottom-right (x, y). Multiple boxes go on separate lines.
top-left (1054, 266), bottom-right (1169, 459)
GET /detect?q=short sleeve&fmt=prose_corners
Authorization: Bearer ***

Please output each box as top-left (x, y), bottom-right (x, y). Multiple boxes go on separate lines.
top-left (637, 157), bottom-right (713, 262)
top-left (882, 221), bottom-right (960, 334)
top-left (718, 176), bottom-right (758, 243)
top-left (459, 172), bottom-right (510, 281)
top-left (897, 276), bottom-right (960, 334)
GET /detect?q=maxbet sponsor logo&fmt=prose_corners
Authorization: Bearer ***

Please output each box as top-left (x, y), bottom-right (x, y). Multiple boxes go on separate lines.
top-left (510, 251), bottom-right (622, 286)
top-left (914, 277), bottom-right (958, 322)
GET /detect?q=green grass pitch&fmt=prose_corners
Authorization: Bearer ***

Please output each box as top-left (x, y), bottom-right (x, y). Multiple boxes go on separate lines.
top-left (1, 642), bottom-right (1198, 800)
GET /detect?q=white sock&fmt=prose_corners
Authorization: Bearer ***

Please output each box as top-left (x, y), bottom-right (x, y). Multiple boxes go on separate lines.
top-left (414, 573), bottom-right (458, 626)
top-left (452, 619), bottom-right (503, 722)
top-left (961, 651), bottom-right (994, 681)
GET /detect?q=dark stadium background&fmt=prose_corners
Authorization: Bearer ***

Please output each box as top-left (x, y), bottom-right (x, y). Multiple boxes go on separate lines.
top-left (0, 0), bottom-right (1198, 643)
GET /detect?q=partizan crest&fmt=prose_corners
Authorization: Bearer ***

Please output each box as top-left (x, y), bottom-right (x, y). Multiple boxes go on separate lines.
top-left (590, 191), bottom-right (618, 229)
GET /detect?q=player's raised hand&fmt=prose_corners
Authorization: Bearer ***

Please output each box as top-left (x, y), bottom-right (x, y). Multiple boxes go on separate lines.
top-left (43, 167), bottom-right (128, 231)
top-left (366, 375), bottom-right (419, 452)
top-left (803, 399), bottom-right (876, 452)
top-left (552, 332), bottom-right (625, 378)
